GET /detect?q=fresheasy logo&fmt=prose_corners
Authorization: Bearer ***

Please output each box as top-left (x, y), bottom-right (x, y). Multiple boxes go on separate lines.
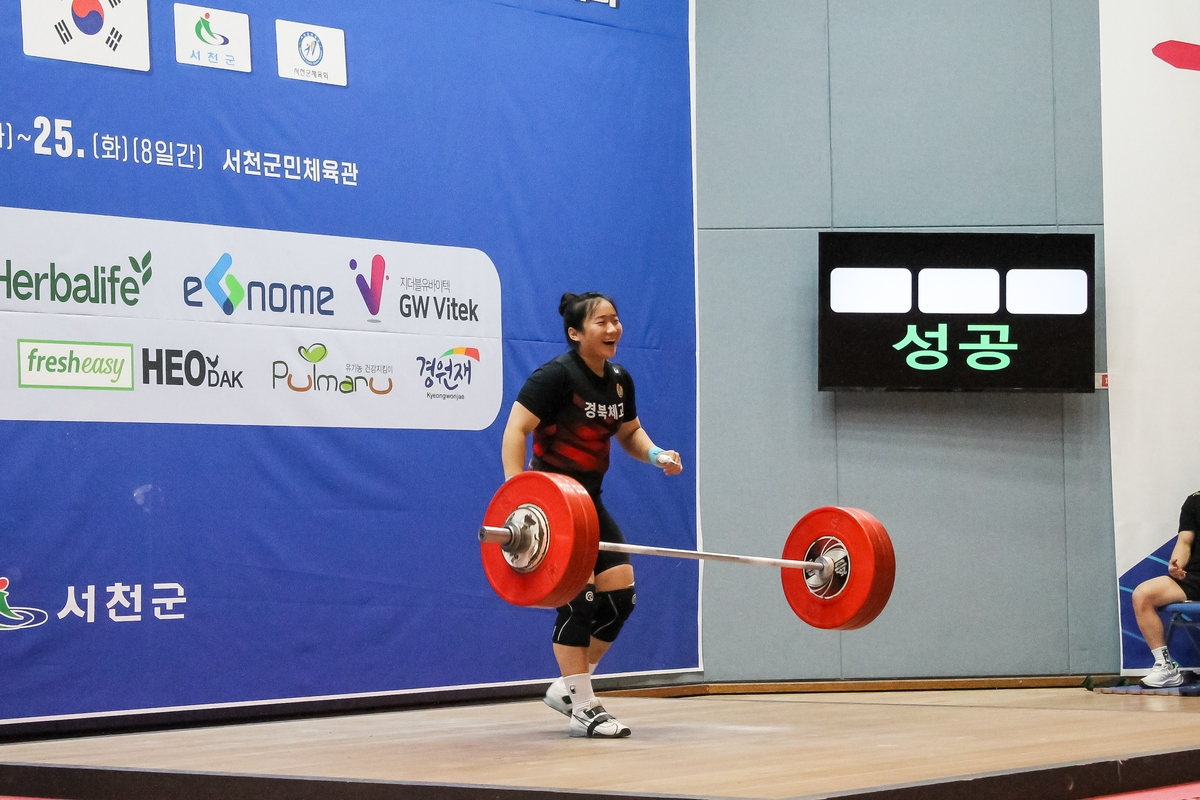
top-left (142, 347), bottom-right (243, 388)
top-left (19, 339), bottom-right (134, 390)
top-left (273, 343), bottom-right (393, 394)
top-left (0, 577), bottom-right (49, 631)
top-left (351, 255), bottom-right (387, 318)
top-left (1153, 40), bottom-right (1200, 72)
top-left (0, 250), bottom-right (153, 307)
top-left (184, 253), bottom-right (334, 317)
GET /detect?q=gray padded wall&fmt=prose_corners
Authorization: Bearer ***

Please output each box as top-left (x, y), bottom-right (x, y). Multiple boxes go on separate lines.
top-left (694, 0), bottom-right (1116, 679)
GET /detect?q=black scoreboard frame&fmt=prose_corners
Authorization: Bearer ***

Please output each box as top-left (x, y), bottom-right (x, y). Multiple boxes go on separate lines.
top-left (817, 231), bottom-right (1095, 392)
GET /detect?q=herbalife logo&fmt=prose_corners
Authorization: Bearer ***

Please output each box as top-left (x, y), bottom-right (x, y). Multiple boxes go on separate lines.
top-left (0, 250), bottom-right (153, 306)
top-left (0, 577), bottom-right (49, 631)
top-left (185, 253), bottom-right (334, 317)
top-left (273, 343), bottom-right (393, 395)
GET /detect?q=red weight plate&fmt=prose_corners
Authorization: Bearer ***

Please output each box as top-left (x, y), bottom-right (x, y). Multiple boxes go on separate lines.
top-left (481, 472), bottom-right (599, 608)
top-left (547, 476), bottom-right (602, 607)
top-left (837, 508), bottom-right (895, 630)
top-left (781, 506), bottom-right (895, 630)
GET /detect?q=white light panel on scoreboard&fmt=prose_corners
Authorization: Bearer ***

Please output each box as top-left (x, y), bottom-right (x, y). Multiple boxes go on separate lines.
top-left (818, 232), bottom-right (1095, 392)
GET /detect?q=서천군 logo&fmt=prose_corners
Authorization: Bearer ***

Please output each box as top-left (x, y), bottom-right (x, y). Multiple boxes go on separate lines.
top-left (298, 30), bottom-right (323, 65)
top-left (0, 577), bottom-right (49, 631)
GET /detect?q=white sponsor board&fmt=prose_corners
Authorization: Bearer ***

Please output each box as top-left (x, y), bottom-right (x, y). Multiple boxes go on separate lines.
top-left (1100, 1), bottom-right (1200, 666)
top-left (275, 19), bottom-right (347, 86)
top-left (2, 314), bottom-right (500, 430)
top-left (0, 206), bottom-right (502, 341)
top-left (0, 206), bottom-right (503, 430)
top-left (21, 0), bottom-right (150, 72)
top-left (174, 3), bottom-right (251, 73)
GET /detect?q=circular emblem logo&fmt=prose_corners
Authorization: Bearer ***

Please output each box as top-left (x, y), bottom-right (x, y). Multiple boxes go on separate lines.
top-left (71, 0), bottom-right (105, 35)
top-left (298, 31), bottom-right (324, 66)
top-left (616, 384), bottom-right (624, 398)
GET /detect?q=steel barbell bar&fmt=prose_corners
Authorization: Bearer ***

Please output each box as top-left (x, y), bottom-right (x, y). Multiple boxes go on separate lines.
top-left (479, 525), bottom-right (834, 572)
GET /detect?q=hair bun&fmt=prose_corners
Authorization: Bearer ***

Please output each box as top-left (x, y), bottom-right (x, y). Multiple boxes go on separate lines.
top-left (558, 292), bottom-right (579, 317)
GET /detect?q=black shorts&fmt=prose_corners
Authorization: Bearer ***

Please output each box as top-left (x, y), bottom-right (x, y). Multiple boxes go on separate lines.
top-left (1173, 572), bottom-right (1200, 601)
top-left (593, 495), bottom-right (631, 576)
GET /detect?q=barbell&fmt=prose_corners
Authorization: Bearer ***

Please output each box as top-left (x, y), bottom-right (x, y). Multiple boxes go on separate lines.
top-left (477, 471), bottom-right (895, 630)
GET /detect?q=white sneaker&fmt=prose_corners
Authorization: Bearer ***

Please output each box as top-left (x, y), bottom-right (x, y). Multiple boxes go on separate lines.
top-left (1141, 662), bottom-right (1185, 688)
top-left (543, 678), bottom-right (572, 716)
top-left (569, 700), bottom-right (631, 738)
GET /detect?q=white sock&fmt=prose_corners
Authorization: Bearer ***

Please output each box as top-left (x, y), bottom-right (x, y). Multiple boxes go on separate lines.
top-left (1153, 646), bottom-right (1172, 667)
top-left (564, 672), bottom-right (595, 710)
top-left (589, 662), bottom-right (598, 674)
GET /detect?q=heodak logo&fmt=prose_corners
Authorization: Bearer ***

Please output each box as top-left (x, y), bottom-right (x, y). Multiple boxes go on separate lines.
top-left (141, 346), bottom-right (243, 389)
top-left (0, 577), bottom-right (49, 631)
top-left (1, 250), bottom-right (154, 307)
top-left (273, 343), bottom-right (393, 395)
top-left (18, 339), bottom-right (134, 390)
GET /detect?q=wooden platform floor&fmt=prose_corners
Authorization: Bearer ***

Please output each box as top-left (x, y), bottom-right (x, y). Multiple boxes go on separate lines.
top-left (4, 688), bottom-right (1200, 799)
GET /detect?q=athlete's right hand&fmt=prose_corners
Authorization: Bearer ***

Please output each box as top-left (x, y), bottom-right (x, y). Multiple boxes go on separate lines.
top-left (1170, 558), bottom-right (1187, 580)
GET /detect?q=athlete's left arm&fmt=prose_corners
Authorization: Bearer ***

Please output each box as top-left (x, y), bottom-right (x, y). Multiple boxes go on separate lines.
top-left (615, 418), bottom-right (683, 475)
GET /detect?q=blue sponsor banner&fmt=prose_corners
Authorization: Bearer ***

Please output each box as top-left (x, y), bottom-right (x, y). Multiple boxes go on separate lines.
top-left (0, 0), bottom-right (695, 719)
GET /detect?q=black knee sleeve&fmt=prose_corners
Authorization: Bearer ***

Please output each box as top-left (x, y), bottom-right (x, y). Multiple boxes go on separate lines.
top-left (552, 584), bottom-right (597, 647)
top-left (590, 586), bottom-right (636, 643)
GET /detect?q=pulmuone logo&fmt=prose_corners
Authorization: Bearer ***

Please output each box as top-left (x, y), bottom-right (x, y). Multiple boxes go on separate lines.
top-left (0, 251), bottom-right (154, 306)
top-left (273, 343), bottom-right (392, 394)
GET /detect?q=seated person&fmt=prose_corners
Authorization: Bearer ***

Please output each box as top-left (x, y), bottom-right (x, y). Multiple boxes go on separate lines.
top-left (1132, 491), bottom-right (1200, 687)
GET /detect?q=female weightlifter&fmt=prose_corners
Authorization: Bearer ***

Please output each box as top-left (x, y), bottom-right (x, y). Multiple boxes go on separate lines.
top-left (500, 292), bottom-right (683, 738)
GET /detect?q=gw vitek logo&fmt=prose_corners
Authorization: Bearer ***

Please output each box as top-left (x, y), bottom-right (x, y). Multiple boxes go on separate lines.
top-left (274, 343), bottom-right (393, 395)
top-left (184, 252), bottom-right (334, 316)
top-left (142, 348), bottom-right (243, 388)
top-left (1, 250), bottom-right (154, 306)
top-left (351, 254), bottom-right (387, 318)
top-left (18, 340), bottom-right (134, 390)
top-left (0, 577), bottom-right (48, 631)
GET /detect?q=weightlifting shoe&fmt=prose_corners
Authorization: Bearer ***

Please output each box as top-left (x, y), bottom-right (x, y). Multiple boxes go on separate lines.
top-left (543, 677), bottom-right (572, 717)
top-left (1141, 661), bottom-right (1185, 688)
top-left (569, 700), bottom-right (631, 738)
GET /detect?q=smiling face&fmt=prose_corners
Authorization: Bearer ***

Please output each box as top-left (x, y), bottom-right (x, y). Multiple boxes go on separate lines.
top-left (568, 299), bottom-right (622, 365)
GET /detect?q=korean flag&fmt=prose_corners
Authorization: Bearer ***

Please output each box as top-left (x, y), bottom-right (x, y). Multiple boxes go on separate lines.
top-left (21, 0), bottom-right (150, 72)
